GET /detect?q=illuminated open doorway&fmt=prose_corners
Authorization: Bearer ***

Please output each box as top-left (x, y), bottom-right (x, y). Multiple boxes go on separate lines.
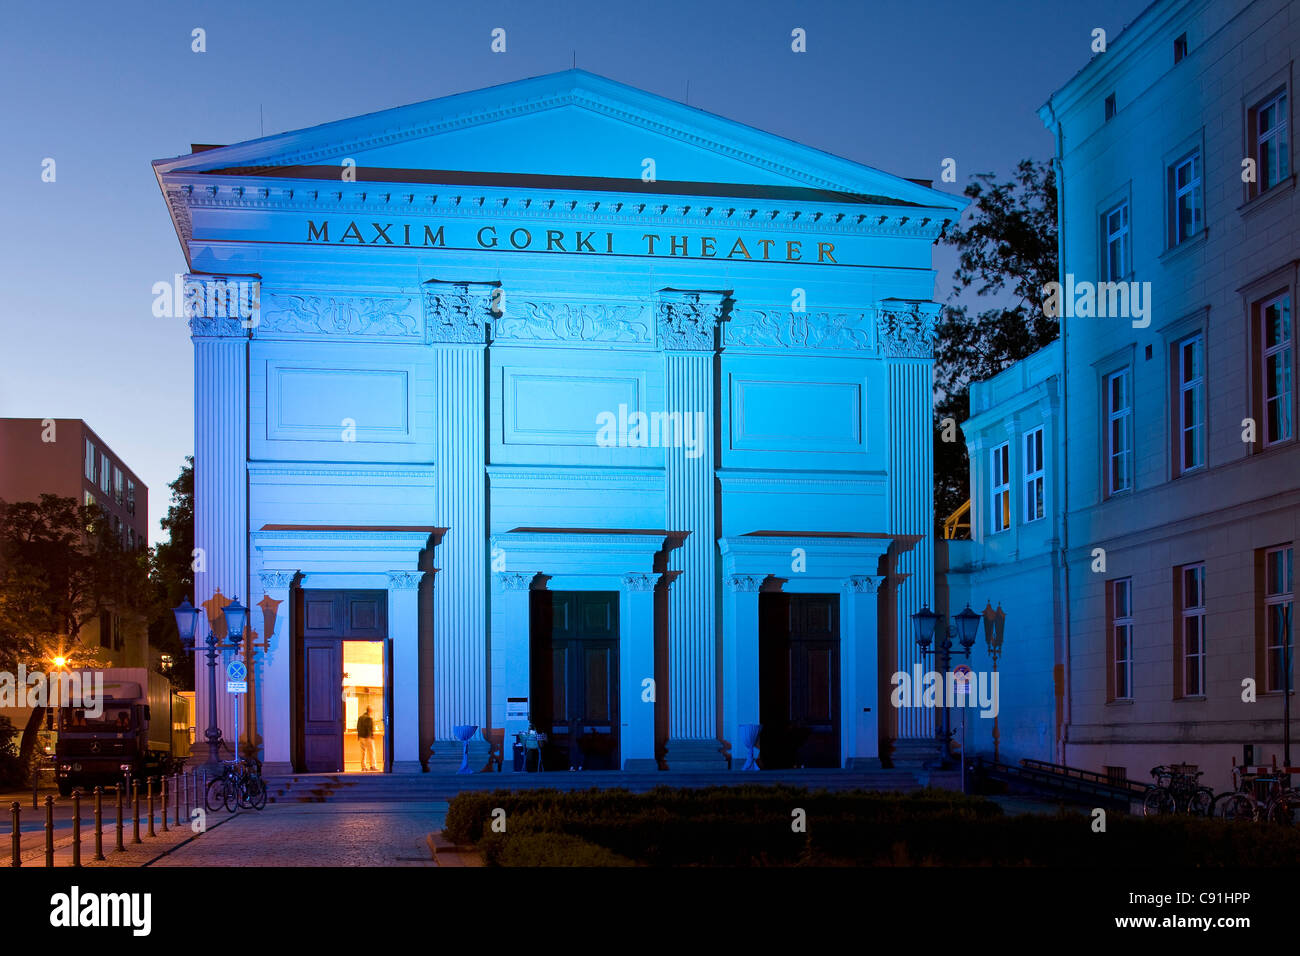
top-left (342, 641), bottom-right (386, 772)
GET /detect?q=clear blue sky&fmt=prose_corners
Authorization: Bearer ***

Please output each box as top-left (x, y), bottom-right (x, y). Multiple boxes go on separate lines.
top-left (0, 0), bottom-right (1149, 543)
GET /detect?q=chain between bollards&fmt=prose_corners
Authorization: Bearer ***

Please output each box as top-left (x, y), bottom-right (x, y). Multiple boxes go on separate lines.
top-left (132, 780), bottom-right (141, 844)
top-left (71, 790), bottom-right (81, 868)
top-left (43, 795), bottom-right (54, 867)
top-left (93, 787), bottom-right (105, 861)
top-left (9, 801), bottom-right (19, 868)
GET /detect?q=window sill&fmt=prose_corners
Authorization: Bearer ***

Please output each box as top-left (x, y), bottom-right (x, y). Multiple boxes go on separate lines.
top-left (1174, 695), bottom-right (1207, 703)
top-left (1238, 174), bottom-right (1296, 218)
top-left (1159, 228), bottom-right (1209, 264)
top-left (1106, 698), bottom-right (1135, 706)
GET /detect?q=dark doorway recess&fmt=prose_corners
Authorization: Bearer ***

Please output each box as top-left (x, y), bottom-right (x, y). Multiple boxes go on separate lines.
top-left (758, 593), bottom-right (840, 769)
top-left (529, 591), bottom-right (619, 770)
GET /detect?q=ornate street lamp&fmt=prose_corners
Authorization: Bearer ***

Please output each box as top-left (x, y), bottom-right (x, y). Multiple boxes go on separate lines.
top-left (175, 595), bottom-right (247, 773)
top-left (911, 603), bottom-right (983, 770)
top-left (982, 601), bottom-right (1007, 764)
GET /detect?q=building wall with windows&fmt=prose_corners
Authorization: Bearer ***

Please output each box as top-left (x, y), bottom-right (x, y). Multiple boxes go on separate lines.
top-left (944, 342), bottom-right (1064, 765)
top-left (1035, 0), bottom-right (1299, 790)
top-left (0, 418), bottom-right (150, 668)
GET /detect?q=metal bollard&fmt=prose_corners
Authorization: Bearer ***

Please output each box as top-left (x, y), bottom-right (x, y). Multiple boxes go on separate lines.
top-left (10, 801), bottom-right (20, 868)
top-left (160, 776), bottom-right (168, 833)
top-left (115, 786), bottom-right (124, 852)
top-left (43, 795), bottom-right (54, 868)
top-left (132, 781), bottom-right (141, 844)
top-left (71, 790), bottom-right (81, 868)
top-left (147, 777), bottom-right (155, 837)
top-left (173, 773), bottom-right (180, 827)
top-left (93, 787), bottom-right (105, 861)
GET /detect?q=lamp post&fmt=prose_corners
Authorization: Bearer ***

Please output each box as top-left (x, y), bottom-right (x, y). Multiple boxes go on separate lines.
top-left (911, 603), bottom-right (982, 770)
top-left (982, 601), bottom-right (1007, 765)
top-left (173, 596), bottom-right (247, 774)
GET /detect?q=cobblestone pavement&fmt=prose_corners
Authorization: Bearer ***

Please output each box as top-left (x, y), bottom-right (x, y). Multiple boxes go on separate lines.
top-left (150, 802), bottom-right (448, 867)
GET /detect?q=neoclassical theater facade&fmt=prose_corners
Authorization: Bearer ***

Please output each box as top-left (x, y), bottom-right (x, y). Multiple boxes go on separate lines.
top-left (153, 71), bottom-right (965, 773)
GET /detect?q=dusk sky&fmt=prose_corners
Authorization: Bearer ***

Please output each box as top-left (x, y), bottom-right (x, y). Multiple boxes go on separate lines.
top-left (0, 0), bottom-right (1149, 543)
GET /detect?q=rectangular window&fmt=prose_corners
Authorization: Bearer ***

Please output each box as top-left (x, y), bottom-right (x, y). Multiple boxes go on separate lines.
top-left (1111, 578), bottom-right (1134, 700)
top-left (1104, 92), bottom-right (1117, 121)
top-left (1180, 563), bottom-right (1206, 697)
top-left (1265, 546), bottom-right (1294, 693)
top-left (113, 467), bottom-right (123, 505)
top-left (1173, 33), bottom-right (1188, 63)
top-left (1168, 151), bottom-right (1202, 244)
top-left (84, 492), bottom-right (95, 509)
top-left (99, 453), bottom-right (110, 493)
top-left (990, 442), bottom-right (1011, 533)
top-left (1105, 368), bottom-right (1132, 495)
top-left (1177, 333), bottom-right (1205, 472)
top-left (1023, 426), bottom-right (1045, 522)
top-left (99, 610), bottom-right (112, 650)
top-left (1103, 201), bottom-right (1130, 280)
top-left (1261, 294), bottom-right (1293, 445)
top-left (84, 440), bottom-right (95, 482)
top-left (1256, 91), bottom-right (1290, 192)
top-left (126, 480), bottom-right (135, 515)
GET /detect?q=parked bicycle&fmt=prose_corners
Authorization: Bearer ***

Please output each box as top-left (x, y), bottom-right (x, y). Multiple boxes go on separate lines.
top-left (204, 756), bottom-right (268, 813)
top-left (1143, 764), bottom-right (1214, 817)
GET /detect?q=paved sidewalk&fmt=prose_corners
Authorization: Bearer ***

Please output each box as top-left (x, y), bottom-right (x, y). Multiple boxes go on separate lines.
top-left (150, 802), bottom-right (447, 867)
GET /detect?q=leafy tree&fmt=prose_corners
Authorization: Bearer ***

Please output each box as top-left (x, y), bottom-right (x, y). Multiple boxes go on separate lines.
top-left (148, 457), bottom-right (195, 690)
top-left (934, 159), bottom-right (1060, 533)
top-left (0, 494), bottom-right (156, 769)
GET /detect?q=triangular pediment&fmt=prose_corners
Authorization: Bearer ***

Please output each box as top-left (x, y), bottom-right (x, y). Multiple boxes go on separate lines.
top-left (154, 70), bottom-right (963, 212)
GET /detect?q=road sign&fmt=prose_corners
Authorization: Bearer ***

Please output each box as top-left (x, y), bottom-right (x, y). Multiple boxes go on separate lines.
top-left (226, 680), bottom-right (247, 694)
top-left (227, 660), bottom-right (247, 682)
top-left (953, 664), bottom-right (973, 695)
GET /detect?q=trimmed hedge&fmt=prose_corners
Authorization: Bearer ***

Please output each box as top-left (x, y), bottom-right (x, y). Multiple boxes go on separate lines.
top-left (445, 785), bottom-right (1300, 866)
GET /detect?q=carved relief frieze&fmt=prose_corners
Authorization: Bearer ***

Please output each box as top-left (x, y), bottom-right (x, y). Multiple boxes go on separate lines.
top-left (259, 292), bottom-right (421, 338)
top-left (724, 309), bottom-right (875, 352)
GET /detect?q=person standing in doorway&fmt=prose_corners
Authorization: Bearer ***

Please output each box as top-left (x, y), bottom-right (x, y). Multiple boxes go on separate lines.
top-left (357, 706), bottom-right (377, 772)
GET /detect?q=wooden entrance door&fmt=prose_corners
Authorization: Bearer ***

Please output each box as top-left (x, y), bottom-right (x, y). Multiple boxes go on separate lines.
top-left (295, 589), bottom-right (387, 773)
top-left (303, 638), bottom-right (343, 772)
top-left (530, 591), bottom-right (619, 770)
top-left (759, 593), bottom-right (840, 768)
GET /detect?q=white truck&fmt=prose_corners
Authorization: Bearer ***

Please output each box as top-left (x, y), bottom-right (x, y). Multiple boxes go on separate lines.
top-left (54, 667), bottom-right (180, 795)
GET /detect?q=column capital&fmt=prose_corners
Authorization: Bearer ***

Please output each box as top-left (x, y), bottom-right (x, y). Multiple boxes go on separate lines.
top-left (185, 273), bottom-right (259, 338)
top-left (423, 279), bottom-right (501, 344)
top-left (843, 574), bottom-right (886, 594)
top-left (621, 572), bottom-right (660, 592)
top-left (386, 570), bottom-right (423, 590)
top-left (725, 573), bottom-right (763, 593)
top-left (874, 299), bottom-right (940, 359)
top-left (656, 288), bottom-right (730, 351)
top-left (497, 571), bottom-right (537, 591)
top-left (258, 569), bottom-right (296, 590)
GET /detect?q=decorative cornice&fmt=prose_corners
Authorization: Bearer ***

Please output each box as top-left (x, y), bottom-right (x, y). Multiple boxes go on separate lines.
top-left (386, 570), bottom-right (423, 589)
top-left (423, 279), bottom-right (500, 344)
top-left (260, 291), bottom-right (421, 338)
top-left (724, 308), bottom-right (875, 352)
top-left (726, 573), bottom-right (763, 593)
top-left (621, 572), bottom-right (659, 592)
top-left (874, 300), bottom-right (940, 359)
top-left (844, 574), bottom-right (885, 594)
top-left (497, 572), bottom-right (536, 591)
top-left (495, 299), bottom-right (652, 346)
top-left (258, 569), bottom-right (296, 589)
top-left (656, 289), bottom-right (729, 352)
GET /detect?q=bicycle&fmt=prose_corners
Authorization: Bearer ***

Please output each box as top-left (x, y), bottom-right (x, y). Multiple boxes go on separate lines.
top-left (205, 762), bottom-right (239, 813)
top-left (1143, 764), bottom-right (1214, 817)
top-left (235, 757), bottom-right (268, 811)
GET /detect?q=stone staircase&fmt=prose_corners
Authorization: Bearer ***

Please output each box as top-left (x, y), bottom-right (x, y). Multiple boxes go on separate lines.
top-left (265, 767), bottom-right (930, 803)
